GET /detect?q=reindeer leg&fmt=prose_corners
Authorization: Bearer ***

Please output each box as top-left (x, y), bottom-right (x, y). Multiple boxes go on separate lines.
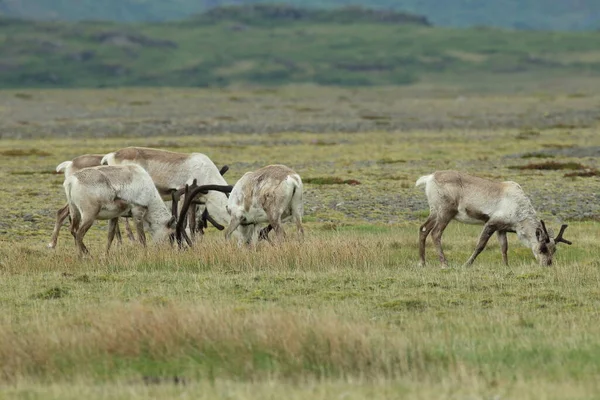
top-left (497, 230), bottom-right (509, 266)
top-left (268, 215), bottom-right (286, 245)
top-left (131, 207), bottom-right (147, 247)
top-left (418, 214), bottom-right (436, 267)
top-left (430, 212), bottom-right (456, 268)
top-left (242, 225), bottom-right (256, 247)
top-left (48, 203), bottom-right (70, 249)
top-left (106, 218), bottom-right (119, 254)
top-left (124, 217), bottom-right (135, 242)
top-left (292, 208), bottom-right (304, 241)
top-left (464, 224), bottom-right (497, 267)
top-left (69, 205), bottom-right (81, 244)
top-left (114, 219), bottom-right (123, 245)
top-left (75, 212), bottom-right (97, 256)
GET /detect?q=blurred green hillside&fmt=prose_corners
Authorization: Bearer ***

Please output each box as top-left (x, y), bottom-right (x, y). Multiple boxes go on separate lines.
top-left (1, 5), bottom-right (600, 89)
top-left (0, 0), bottom-right (599, 30)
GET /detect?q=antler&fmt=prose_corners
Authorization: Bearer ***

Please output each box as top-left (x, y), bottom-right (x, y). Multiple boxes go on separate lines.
top-left (198, 165), bottom-right (230, 231)
top-left (539, 220), bottom-right (551, 243)
top-left (175, 182), bottom-right (233, 247)
top-left (170, 189), bottom-right (179, 219)
top-left (172, 189), bottom-right (193, 248)
top-left (174, 165), bottom-right (231, 241)
top-left (554, 224), bottom-right (572, 245)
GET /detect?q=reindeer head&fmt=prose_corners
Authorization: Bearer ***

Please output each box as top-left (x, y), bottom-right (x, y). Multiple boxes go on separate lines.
top-left (533, 220), bottom-right (572, 266)
top-left (152, 214), bottom-right (177, 244)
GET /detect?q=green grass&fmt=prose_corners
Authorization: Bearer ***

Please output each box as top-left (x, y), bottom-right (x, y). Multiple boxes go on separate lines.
top-left (1, 228), bottom-right (600, 398)
top-left (1, 87), bottom-right (600, 398)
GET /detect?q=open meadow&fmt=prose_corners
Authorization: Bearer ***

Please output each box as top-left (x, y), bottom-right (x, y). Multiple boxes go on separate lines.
top-left (0, 83), bottom-right (600, 399)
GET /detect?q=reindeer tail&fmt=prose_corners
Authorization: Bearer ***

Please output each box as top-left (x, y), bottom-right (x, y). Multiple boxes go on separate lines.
top-left (415, 174), bottom-right (433, 189)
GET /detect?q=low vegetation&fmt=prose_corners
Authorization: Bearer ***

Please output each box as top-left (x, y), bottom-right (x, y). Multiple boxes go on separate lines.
top-left (0, 87), bottom-right (599, 398)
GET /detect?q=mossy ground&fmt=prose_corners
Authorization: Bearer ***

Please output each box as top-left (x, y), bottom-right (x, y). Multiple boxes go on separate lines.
top-left (0, 87), bottom-right (599, 399)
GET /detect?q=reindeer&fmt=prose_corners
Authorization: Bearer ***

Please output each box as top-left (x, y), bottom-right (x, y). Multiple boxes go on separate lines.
top-left (101, 147), bottom-right (230, 236)
top-left (221, 164), bottom-right (304, 246)
top-left (416, 170), bottom-right (571, 268)
top-left (48, 154), bottom-right (135, 249)
top-left (64, 164), bottom-right (176, 255)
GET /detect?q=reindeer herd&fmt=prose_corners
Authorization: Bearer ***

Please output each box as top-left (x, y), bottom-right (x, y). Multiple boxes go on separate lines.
top-left (49, 147), bottom-right (304, 255)
top-left (48, 146), bottom-right (572, 267)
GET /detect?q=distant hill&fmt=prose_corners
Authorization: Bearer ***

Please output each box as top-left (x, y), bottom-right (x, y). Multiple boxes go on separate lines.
top-left (0, 0), bottom-right (599, 30)
top-left (1, 4), bottom-right (600, 89)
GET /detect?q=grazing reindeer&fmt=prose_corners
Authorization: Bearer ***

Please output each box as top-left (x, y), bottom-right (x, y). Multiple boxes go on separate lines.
top-left (64, 164), bottom-right (176, 255)
top-left (416, 170), bottom-right (571, 267)
top-left (101, 147), bottom-right (230, 234)
top-left (48, 154), bottom-right (135, 249)
top-left (223, 164), bottom-right (304, 245)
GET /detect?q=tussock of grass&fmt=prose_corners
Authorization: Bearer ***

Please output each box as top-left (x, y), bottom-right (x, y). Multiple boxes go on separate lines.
top-left (360, 114), bottom-right (390, 121)
top-left (33, 287), bottom-right (68, 300)
top-left (521, 152), bottom-right (554, 159)
top-left (549, 123), bottom-right (587, 129)
top-left (304, 177), bottom-right (361, 185)
top-left (14, 93), bottom-right (34, 100)
top-left (10, 170), bottom-right (56, 175)
top-left (377, 158), bottom-right (406, 164)
top-left (564, 169), bottom-right (599, 178)
top-left (310, 139), bottom-right (337, 146)
top-left (0, 149), bottom-right (51, 157)
top-left (515, 130), bottom-right (540, 140)
top-left (509, 161), bottom-right (588, 170)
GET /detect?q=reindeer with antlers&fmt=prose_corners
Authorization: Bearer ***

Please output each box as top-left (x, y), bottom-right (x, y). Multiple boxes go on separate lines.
top-left (416, 170), bottom-right (571, 267)
top-left (101, 147), bottom-right (231, 237)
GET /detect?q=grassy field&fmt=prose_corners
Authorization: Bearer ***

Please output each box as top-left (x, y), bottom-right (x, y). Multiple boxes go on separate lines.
top-left (0, 85), bottom-right (599, 398)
